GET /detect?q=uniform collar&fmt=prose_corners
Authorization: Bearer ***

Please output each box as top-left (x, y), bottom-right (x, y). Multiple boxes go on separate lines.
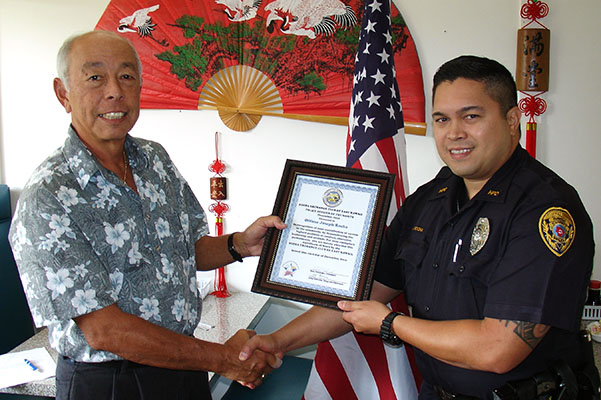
top-left (429, 145), bottom-right (528, 205)
top-left (62, 124), bottom-right (149, 190)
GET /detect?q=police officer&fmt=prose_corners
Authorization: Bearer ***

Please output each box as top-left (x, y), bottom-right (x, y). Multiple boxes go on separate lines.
top-left (239, 55), bottom-right (595, 399)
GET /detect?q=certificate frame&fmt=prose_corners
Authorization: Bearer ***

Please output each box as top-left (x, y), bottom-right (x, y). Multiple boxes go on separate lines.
top-left (252, 159), bottom-right (395, 309)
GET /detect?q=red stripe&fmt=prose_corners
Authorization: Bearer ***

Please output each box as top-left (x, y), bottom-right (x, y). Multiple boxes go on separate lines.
top-left (314, 341), bottom-right (359, 400)
top-left (376, 137), bottom-right (406, 204)
top-left (354, 331), bottom-right (398, 400)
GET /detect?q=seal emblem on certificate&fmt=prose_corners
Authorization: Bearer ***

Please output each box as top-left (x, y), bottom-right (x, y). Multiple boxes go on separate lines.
top-left (252, 160), bottom-right (395, 309)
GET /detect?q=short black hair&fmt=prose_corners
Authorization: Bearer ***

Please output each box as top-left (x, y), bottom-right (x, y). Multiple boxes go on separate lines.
top-left (433, 55), bottom-right (518, 113)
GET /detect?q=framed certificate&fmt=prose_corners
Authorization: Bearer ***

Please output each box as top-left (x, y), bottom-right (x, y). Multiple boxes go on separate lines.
top-left (252, 160), bottom-right (395, 309)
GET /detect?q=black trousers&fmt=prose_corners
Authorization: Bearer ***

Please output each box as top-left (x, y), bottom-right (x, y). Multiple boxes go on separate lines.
top-left (56, 356), bottom-right (212, 400)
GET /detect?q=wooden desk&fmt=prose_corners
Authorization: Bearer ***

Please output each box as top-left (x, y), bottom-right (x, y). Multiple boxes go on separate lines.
top-left (1, 291), bottom-right (269, 397)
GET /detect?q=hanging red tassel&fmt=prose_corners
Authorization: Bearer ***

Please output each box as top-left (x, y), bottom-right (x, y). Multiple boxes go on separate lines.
top-left (208, 132), bottom-right (231, 298)
top-left (525, 122), bottom-right (537, 158)
top-left (518, 93), bottom-right (547, 158)
top-left (516, 0), bottom-right (550, 159)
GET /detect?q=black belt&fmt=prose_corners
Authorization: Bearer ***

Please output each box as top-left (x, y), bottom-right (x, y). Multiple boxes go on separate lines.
top-left (434, 385), bottom-right (480, 400)
top-left (61, 355), bottom-right (147, 369)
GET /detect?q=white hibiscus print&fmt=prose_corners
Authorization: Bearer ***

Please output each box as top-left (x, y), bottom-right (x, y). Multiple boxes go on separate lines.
top-left (109, 271), bottom-right (124, 300)
top-left (48, 214), bottom-right (72, 237)
top-left (67, 154), bottom-right (83, 168)
top-left (76, 169), bottom-right (91, 189)
top-left (104, 223), bottom-right (130, 253)
top-left (71, 282), bottom-right (98, 314)
top-left (153, 157), bottom-right (167, 180)
top-left (172, 298), bottom-right (186, 321)
top-left (139, 297), bottom-right (161, 321)
top-left (57, 186), bottom-right (79, 207)
top-left (155, 218), bottom-right (171, 240)
top-left (10, 222), bottom-right (32, 258)
top-left (128, 242), bottom-right (143, 264)
top-left (73, 263), bottom-right (88, 278)
top-left (46, 268), bottom-right (74, 300)
top-left (161, 255), bottom-right (175, 277)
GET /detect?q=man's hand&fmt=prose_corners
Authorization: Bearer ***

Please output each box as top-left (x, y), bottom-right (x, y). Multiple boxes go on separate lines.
top-left (337, 300), bottom-right (391, 335)
top-left (221, 329), bottom-right (282, 389)
top-left (238, 332), bottom-right (285, 364)
top-left (236, 216), bottom-right (286, 257)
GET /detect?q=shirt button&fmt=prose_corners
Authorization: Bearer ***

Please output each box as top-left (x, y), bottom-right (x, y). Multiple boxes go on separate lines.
top-left (432, 263), bottom-right (439, 269)
top-left (146, 215), bottom-right (151, 220)
top-left (425, 306), bottom-right (430, 312)
top-left (458, 265), bottom-right (465, 273)
top-left (155, 245), bottom-right (161, 252)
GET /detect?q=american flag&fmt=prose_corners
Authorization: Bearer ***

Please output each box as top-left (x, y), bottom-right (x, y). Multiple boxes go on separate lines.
top-left (303, 1), bottom-right (420, 399)
top-left (345, 0), bottom-right (408, 224)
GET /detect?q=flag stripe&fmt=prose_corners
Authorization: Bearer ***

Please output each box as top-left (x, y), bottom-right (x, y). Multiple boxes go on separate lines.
top-left (384, 342), bottom-right (420, 399)
top-left (355, 331), bottom-right (398, 400)
top-left (313, 341), bottom-right (359, 400)
top-left (305, 0), bottom-right (420, 398)
top-left (333, 333), bottom-right (382, 399)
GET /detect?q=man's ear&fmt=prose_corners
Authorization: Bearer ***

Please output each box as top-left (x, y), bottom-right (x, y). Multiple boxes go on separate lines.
top-left (506, 106), bottom-right (521, 137)
top-left (53, 78), bottom-right (72, 113)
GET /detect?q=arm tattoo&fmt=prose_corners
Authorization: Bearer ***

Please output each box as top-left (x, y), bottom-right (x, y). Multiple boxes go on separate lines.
top-left (501, 320), bottom-right (550, 349)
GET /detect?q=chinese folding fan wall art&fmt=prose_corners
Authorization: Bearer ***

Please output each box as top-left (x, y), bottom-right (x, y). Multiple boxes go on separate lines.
top-left (96, 0), bottom-right (425, 133)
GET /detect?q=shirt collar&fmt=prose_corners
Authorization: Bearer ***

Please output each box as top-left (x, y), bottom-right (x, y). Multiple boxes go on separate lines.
top-left (62, 125), bottom-right (149, 190)
top-left (429, 144), bottom-right (527, 205)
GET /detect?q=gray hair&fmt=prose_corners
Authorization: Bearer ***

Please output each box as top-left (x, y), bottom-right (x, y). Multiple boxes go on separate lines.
top-left (56, 30), bottom-right (143, 91)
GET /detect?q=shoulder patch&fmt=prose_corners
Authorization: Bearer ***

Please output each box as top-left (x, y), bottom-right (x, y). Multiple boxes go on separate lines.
top-left (539, 207), bottom-right (575, 257)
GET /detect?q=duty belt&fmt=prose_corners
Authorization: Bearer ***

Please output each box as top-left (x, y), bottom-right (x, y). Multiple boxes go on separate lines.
top-left (435, 385), bottom-right (480, 400)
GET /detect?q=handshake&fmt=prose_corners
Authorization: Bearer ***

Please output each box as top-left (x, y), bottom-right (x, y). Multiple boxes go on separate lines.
top-left (219, 329), bottom-right (283, 389)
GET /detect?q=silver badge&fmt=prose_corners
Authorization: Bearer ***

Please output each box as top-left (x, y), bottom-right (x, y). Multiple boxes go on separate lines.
top-left (470, 217), bottom-right (490, 256)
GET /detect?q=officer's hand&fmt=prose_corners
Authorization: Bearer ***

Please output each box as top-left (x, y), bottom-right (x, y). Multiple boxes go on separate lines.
top-left (221, 329), bottom-right (282, 389)
top-left (338, 300), bottom-right (391, 335)
top-left (236, 216), bottom-right (287, 257)
top-left (239, 332), bottom-right (285, 366)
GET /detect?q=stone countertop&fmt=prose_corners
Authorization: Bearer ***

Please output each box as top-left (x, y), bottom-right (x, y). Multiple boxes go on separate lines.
top-left (1, 291), bottom-right (270, 397)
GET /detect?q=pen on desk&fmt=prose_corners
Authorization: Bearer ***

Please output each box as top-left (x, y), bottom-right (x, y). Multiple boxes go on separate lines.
top-left (24, 358), bottom-right (41, 372)
top-left (452, 238), bottom-right (462, 263)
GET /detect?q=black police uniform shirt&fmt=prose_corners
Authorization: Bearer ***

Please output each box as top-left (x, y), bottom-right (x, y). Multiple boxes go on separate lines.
top-left (374, 145), bottom-right (594, 398)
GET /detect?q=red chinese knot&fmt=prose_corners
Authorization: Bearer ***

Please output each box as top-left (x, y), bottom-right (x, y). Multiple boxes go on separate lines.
top-left (208, 132), bottom-right (230, 298)
top-left (520, 0), bottom-right (549, 24)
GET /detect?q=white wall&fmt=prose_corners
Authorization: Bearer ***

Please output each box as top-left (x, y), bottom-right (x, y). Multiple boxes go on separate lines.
top-left (1, 0), bottom-right (600, 290)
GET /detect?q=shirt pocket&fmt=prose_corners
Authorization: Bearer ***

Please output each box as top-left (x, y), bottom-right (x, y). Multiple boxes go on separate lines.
top-left (395, 233), bottom-right (428, 304)
top-left (445, 248), bottom-right (497, 317)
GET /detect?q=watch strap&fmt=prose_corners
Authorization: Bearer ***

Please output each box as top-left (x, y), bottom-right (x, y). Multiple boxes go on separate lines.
top-left (227, 233), bottom-right (243, 262)
top-left (380, 311), bottom-right (404, 347)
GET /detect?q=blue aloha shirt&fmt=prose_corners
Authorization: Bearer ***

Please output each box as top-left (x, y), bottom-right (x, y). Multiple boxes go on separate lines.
top-left (9, 126), bottom-right (209, 362)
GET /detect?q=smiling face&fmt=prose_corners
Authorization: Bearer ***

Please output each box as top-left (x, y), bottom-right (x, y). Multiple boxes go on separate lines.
top-left (432, 78), bottom-right (521, 198)
top-left (54, 32), bottom-right (141, 154)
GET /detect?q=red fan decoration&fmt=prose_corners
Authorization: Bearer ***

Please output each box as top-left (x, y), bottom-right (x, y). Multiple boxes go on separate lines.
top-left (516, 0), bottom-right (550, 158)
top-left (95, 0), bottom-right (425, 133)
top-left (208, 132), bottom-right (230, 298)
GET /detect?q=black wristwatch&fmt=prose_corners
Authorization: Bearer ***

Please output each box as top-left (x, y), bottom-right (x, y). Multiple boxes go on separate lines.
top-left (380, 311), bottom-right (404, 347)
top-left (227, 233), bottom-right (243, 262)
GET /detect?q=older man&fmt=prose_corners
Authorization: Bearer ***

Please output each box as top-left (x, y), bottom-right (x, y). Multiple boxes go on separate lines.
top-left (10, 30), bottom-right (283, 400)
top-left (240, 56), bottom-right (597, 399)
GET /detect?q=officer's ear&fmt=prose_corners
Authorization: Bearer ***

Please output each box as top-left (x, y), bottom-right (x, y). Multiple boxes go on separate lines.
top-left (506, 106), bottom-right (521, 138)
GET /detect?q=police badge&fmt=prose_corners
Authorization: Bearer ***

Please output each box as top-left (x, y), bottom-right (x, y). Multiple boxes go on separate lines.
top-left (470, 217), bottom-right (490, 256)
top-left (539, 207), bottom-right (575, 257)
